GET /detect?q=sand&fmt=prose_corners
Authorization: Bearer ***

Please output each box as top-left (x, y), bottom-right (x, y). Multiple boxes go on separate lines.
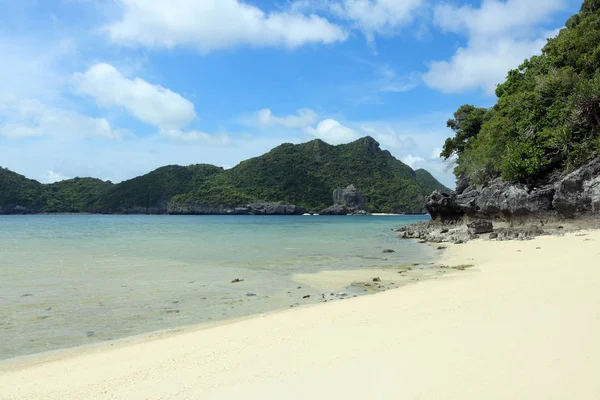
top-left (1, 230), bottom-right (599, 399)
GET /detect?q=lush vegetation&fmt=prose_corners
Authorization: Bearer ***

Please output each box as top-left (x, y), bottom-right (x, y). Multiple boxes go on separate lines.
top-left (1, 137), bottom-right (447, 214)
top-left (442, 0), bottom-right (600, 185)
top-left (174, 137), bottom-right (447, 212)
top-left (93, 164), bottom-right (223, 212)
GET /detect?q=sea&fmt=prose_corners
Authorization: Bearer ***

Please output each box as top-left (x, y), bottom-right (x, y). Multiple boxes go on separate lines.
top-left (0, 215), bottom-right (431, 360)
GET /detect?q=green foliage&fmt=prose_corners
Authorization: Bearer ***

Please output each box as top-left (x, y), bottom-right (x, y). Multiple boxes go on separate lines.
top-left (441, 105), bottom-right (489, 160)
top-left (0, 168), bottom-right (45, 211)
top-left (177, 137), bottom-right (448, 213)
top-left (1, 138), bottom-right (449, 214)
top-left (94, 164), bottom-right (223, 212)
top-left (45, 178), bottom-right (113, 213)
top-left (445, 1), bottom-right (600, 184)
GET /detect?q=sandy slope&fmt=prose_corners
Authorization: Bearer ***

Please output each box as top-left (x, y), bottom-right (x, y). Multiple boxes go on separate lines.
top-left (1, 231), bottom-right (600, 399)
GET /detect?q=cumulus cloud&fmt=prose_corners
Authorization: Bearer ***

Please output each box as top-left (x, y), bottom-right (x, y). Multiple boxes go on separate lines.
top-left (73, 63), bottom-right (196, 129)
top-left (331, 0), bottom-right (425, 41)
top-left (257, 108), bottom-right (318, 129)
top-left (401, 154), bottom-right (426, 169)
top-left (361, 125), bottom-right (417, 149)
top-left (305, 119), bottom-right (361, 144)
top-left (424, 0), bottom-right (567, 94)
top-left (104, 0), bottom-right (347, 53)
top-left (160, 129), bottom-right (232, 145)
top-left (45, 170), bottom-right (71, 183)
top-left (0, 96), bottom-right (125, 141)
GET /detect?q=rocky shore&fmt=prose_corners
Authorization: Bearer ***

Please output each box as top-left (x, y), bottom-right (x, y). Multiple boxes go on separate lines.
top-left (166, 202), bottom-right (308, 215)
top-left (399, 157), bottom-right (600, 244)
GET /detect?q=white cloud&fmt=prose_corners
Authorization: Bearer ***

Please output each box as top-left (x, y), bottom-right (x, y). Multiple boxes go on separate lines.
top-left (305, 119), bottom-right (361, 144)
top-left (431, 147), bottom-right (442, 159)
top-left (433, 0), bottom-right (565, 39)
top-left (160, 129), bottom-right (232, 145)
top-left (0, 96), bottom-right (125, 141)
top-left (0, 37), bottom-right (75, 103)
top-left (423, 36), bottom-right (553, 94)
top-left (73, 63), bottom-right (196, 129)
top-left (424, 0), bottom-right (567, 94)
top-left (331, 0), bottom-right (424, 41)
top-left (45, 170), bottom-right (71, 183)
top-left (105, 0), bottom-right (347, 53)
top-left (361, 125), bottom-right (417, 149)
top-left (256, 108), bottom-right (318, 128)
top-left (401, 154), bottom-right (426, 169)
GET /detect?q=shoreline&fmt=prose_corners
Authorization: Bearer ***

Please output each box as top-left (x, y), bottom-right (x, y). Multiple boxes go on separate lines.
top-left (0, 261), bottom-right (444, 367)
top-left (2, 230), bottom-right (599, 399)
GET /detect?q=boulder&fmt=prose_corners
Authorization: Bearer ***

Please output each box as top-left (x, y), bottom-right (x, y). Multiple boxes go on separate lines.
top-left (467, 220), bottom-right (493, 234)
top-left (425, 190), bottom-right (464, 221)
top-left (553, 158), bottom-right (600, 217)
top-left (319, 204), bottom-right (348, 215)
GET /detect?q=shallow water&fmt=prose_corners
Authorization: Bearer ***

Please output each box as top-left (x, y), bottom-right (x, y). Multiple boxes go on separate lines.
top-left (0, 215), bottom-right (430, 360)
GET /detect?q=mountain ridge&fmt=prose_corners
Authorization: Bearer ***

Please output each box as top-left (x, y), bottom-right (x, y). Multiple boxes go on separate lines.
top-left (1, 136), bottom-right (448, 214)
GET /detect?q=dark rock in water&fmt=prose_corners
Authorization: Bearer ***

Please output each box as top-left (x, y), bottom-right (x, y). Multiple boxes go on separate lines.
top-left (246, 293), bottom-right (257, 297)
top-left (437, 246), bottom-right (447, 250)
top-left (231, 278), bottom-right (244, 283)
top-left (382, 249), bottom-right (395, 253)
top-left (302, 295), bottom-right (311, 299)
top-left (373, 277), bottom-right (381, 282)
top-left (319, 204), bottom-right (348, 215)
top-left (86, 331), bottom-right (95, 337)
top-left (468, 220), bottom-right (493, 234)
top-left (168, 202), bottom-right (307, 215)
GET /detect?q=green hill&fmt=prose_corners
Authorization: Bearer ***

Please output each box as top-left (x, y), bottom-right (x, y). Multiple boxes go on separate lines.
top-left (1, 137), bottom-right (448, 214)
top-left (93, 164), bottom-right (224, 213)
top-left (441, 0), bottom-right (600, 186)
top-left (0, 168), bottom-right (45, 212)
top-left (173, 137), bottom-right (448, 212)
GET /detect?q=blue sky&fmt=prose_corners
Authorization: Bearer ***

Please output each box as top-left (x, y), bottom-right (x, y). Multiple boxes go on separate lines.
top-left (0, 0), bottom-right (581, 187)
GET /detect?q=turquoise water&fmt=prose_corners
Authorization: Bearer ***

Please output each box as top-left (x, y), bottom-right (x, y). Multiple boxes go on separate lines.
top-left (0, 215), bottom-right (430, 360)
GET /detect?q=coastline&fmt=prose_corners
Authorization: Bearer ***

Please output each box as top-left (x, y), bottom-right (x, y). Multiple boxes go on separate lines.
top-left (2, 230), bottom-right (600, 399)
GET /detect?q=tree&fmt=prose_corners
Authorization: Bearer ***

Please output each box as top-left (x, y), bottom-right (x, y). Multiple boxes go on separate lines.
top-left (440, 105), bottom-right (488, 159)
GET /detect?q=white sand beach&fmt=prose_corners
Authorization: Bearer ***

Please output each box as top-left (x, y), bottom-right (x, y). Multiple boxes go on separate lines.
top-left (1, 230), bottom-right (599, 399)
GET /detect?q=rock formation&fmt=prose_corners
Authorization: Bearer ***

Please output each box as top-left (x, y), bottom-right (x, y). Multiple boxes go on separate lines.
top-left (425, 157), bottom-right (600, 222)
top-left (167, 202), bottom-right (307, 215)
top-left (319, 185), bottom-right (368, 215)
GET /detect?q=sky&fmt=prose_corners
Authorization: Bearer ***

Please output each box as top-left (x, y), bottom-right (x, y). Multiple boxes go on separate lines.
top-left (0, 0), bottom-right (582, 187)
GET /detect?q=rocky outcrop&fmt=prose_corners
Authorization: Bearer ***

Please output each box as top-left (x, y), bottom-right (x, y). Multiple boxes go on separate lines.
top-left (319, 204), bottom-right (348, 215)
top-left (396, 220), bottom-right (548, 244)
top-left (426, 157), bottom-right (600, 222)
top-left (167, 202), bottom-right (307, 215)
top-left (553, 158), bottom-right (600, 217)
top-left (0, 204), bottom-right (43, 214)
top-left (320, 184), bottom-right (369, 215)
top-left (425, 191), bottom-right (464, 221)
top-left (467, 220), bottom-right (493, 234)
top-left (333, 184), bottom-right (366, 210)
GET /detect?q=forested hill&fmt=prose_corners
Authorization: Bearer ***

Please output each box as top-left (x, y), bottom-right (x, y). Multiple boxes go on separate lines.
top-left (441, 0), bottom-right (600, 187)
top-left (0, 137), bottom-right (448, 214)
